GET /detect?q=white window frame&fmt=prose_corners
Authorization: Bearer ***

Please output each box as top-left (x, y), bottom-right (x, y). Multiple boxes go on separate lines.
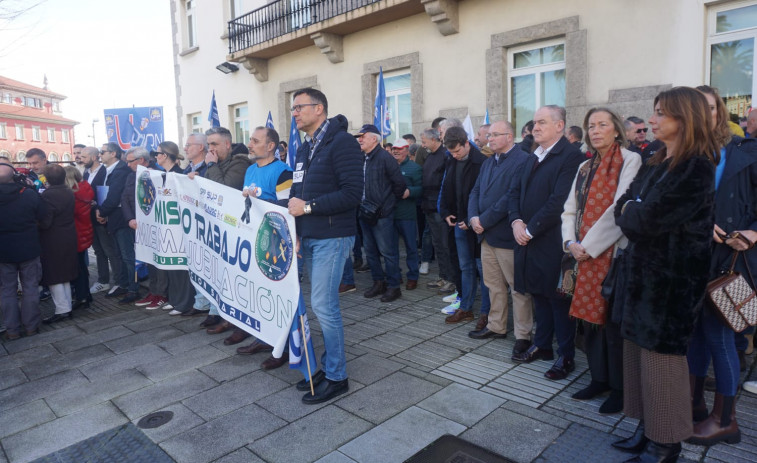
top-left (232, 103), bottom-right (250, 144)
top-left (61, 129), bottom-right (69, 143)
top-left (32, 126), bottom-right (41, 141)
top-left (706, 0), bottom-right (757, 120)
top-left (185, 0), bottom-right (198, 49)
top-left (0, 123), bottom-right (6, 139)
top-left (2, 93), bottom-right (10, 104)
top-left (382, 69), bottom-right (412, 140)
top-left (47, 127), bottom-right (55, 142)
top-left (230, 0), bottom-right (244, 19)
top-left (507, 38), bottom-right (566, 137)
top-left (189, 113), bottom-right (202, 134)
top-left (15, 124), bottom-right (24, 140)
top-left (48, 152), bottom-right (59, 162)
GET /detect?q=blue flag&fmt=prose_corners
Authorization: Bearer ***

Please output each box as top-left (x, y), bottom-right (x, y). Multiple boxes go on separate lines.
top-left (288, 292), bottom-right (317, 380)
top-left (373, 67), bottom-right (391, 140)
top-left (266, 111), bottom-right (281, 160)
top-left (484, 108), bottom-right (490, 125)
top-left (287, 114), bottom-right (301, 170)
top-left (208, 91), bottom-right (220, 128)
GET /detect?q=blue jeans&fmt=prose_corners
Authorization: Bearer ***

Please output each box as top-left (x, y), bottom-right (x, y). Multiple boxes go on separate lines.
top-left (194, 292), bottom-right (211, 311)
top-left (302, 236), bottom-right (353, 381)
top-left (533, 294), bottom-right (575, 359)
top-left (360, 217), bottom-right (401, 288)
top-left (687, 307), bottom-right (740, 395)
top-left (454, 227), bottom-right (490, 314)
top-left (341, 256), bottom-right (355, 286)
top-left (113, 227), bottom-right (137, 292)
top-left (421, 221), bottom-right (433, 262)
top-left (394, 219), bottom-right (419, 281)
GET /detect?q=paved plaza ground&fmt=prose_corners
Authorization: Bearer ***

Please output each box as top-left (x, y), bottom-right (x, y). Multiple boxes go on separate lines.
top-left (0, 256), bottom-right (756, 462)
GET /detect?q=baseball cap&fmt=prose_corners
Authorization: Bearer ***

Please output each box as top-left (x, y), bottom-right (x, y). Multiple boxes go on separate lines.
top-left (391, 138), bottom-right (409, 149)
top-left (355, 124), bottom-right (380, 137)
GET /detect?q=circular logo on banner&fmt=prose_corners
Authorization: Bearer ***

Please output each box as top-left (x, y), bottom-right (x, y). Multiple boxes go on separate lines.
top-left (255, 211), bottom-right (294, 281)
top-left (137, 171), bottom-right (156, 216)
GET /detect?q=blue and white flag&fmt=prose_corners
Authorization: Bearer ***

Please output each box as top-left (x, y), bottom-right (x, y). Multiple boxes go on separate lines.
top-left (463, 114), bottom-right (476, 143)
top-left (208, 91), bottom-right (220, 128)
top-left (484, 108), bottom-right (490, 125)
top-left (288, 292), bottom-right (317, 380)
top-left (373, 67), bottom-right (391, 140)
top-left (287, 115), bottom-right (301, 171)
top-left (266, 111), bottom-right (281, 160)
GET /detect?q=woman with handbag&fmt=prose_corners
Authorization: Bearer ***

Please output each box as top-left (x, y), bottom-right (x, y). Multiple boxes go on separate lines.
top-left (611, 87), bottom-right (719, 463)
top-left (561, 108), bottom-right (641, 414)
top-left (684, 85), bottom-right (757, 446)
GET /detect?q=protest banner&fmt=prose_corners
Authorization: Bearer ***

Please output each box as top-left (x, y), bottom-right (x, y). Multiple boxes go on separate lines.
top-left (134, 166), bottom-right (299, 356)
top-left (104, 106), bottom-right (164, 151)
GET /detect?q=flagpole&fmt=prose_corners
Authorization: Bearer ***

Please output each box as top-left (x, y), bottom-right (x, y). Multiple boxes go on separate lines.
top-left (301, 314), bottom-right (315, 396)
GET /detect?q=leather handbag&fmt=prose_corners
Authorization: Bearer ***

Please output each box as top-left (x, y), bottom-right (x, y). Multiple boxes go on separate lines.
top-left (706, 248), bottom-right (757, 332)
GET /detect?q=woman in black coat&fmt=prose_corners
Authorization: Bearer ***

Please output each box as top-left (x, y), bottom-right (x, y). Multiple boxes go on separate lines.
top-left (611, 87), bottom-right (719, 462)
top-left (39, 164), bottom-right (78, 324)
top-left (685, 85), bottom-right (757, 447)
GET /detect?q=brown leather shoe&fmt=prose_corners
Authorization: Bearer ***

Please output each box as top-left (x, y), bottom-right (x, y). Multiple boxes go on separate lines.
top-left (475, 313), bottom-right (488, 331)
top-left (237, 341), bottom-right (274, 355)
top-left (206, 321), bottom-right (230, 335)
top-left (687, 393), bottom-right (741, 446)
top-left (338, 284), bottom-right (356, 294)
top-left (224, 327), bottom-right (251, 345)
top-left (261, 352), bottom-right (289, 370)
top-left (200, 315), bottom-right (221, 327)
top-left (445, 309), bottom-right (474, 324)
top-left (406, 279), bottom-right (417, 290)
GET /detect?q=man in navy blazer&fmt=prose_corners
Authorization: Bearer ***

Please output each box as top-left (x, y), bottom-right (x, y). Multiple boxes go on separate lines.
top-left (508, 106), bottom-right (585, 381)
top-left (467, 121), bottom-right (533, 356)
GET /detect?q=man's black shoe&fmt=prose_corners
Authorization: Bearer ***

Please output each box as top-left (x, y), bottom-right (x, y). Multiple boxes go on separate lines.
top-left (512, 339), bottom-right (532, 355)
top-left (612, 421), bottom-right (648, 453)
top-left (119, 292), bottom-right (140, 304)
top-left (380, 287), bottom-right (401, 302)
top-left (43, 312), bottom-right (72, 324)
top-left (364, 280), bottom-right (386, 298)
top-left (296, 370), bottom-right (326, 391)
top-left (511, 345), bottom-right (554, 363)
top-left (544, 356), bottom-right (575, 380)
top-left (352, 258), bottom-right (363, 270)
top-left (71, 300), bottom-right (90, 311)
top-left (302, 377), bottom-right (349, 404)
top-left (468, 327), bottom-right (507, 340)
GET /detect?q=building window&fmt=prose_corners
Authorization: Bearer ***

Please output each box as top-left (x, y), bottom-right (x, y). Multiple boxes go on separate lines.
top-left (62, 153), bottom-right (71, 162)
top-left (48, 152), bottom-right (59, 162)
top-left (16, 151), bottom-right (26, 163)
top-left (232, 104), bottom-right (249, 144)
top-left (47, 128), bottom-right (55, 142)
top-left (32, 126), bottom-right (41, 141)
top-left (2, 93), bottom-right (10, 104)
top-left (15, 124), bottom-right (24, 140)
top-left (62, 129), bottom-right (69, 143)
top-left (185, 0), bottom-right (197, 48)
top-left (507, 40), bottom-right (566, 135)
top-left (230, 0), bottom-right (244, 19)
top-left (708, 1), bottom-right (757, 123)
top-left (0, 123), bottom-right (6, 139)
top-left (383, 71), bottom-right (412, 140)
top-left (24, 97), bottom-right (42, 108)
top-left (189, 113), bottom-right (202, 133)
top-left (53, 101), bottom-right (60, 112)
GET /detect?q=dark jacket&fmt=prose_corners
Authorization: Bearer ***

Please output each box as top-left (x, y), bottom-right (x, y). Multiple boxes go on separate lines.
top-left (0, 182), bottom-right (46, 263)
top-left (508, 137), bottom-right (584, 295)
top-left (74, 181), bottom-right (95, 252)
top-left (615, 155), bottom-right (715, 355)
top-left (183, 161), bottom-right (209, 177)
top-left (84, 164), bottom-right (106, 224)
top-left (122, 171), bottom-right (138, 224)
top-left (96, 160), bottom-right (131, 233)
top-left (395, 157), bottom-right (422, 220)
top-left (519, 134), bottom-right (535, 154)
top-left (421, 144), bottom-right (447, 212)
top-left (39, 185), bottom-right (78, 285)
top-left (206, 147), bottom-right (252, 190)
top-left (440, 145), bottom-right (486, 258)
top-left (290, 115), bottom-right (364, 239)
top-left (363, 145), bottom-right (406, 219)
top-left (468, 144), bottom-right (530, 249)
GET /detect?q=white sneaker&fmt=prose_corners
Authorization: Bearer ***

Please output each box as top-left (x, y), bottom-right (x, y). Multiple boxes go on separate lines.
top-left (162, 303), bottom-right (174, 310)
top-left (744, 380), bottom-right (757, 395)
top-left (440, 297), bottom-right (461, 315)
top-left (168, 309), bottom-right (182, 316)
top-left (106, 285), bottom-right (121, 296)
top-left (89, 282), bottom-right (110, 294)
top-left (419, 262), bottom-right (429, 275)
top-left (442, 292), bottom-right (459, 303)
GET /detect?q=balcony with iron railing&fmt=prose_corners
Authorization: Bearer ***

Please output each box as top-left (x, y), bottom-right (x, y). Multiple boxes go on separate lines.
top-left (225, 0), bottom-right (462, 81)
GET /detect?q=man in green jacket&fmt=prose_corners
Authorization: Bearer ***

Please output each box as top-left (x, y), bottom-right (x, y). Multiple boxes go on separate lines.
top-left (391, 138), bottom-right (422, 290)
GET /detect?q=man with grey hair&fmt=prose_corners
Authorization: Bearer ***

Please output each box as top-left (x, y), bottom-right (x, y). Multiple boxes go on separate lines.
top-left (438, 118), bottom-right (462, 142)
top-left (747, 110), bottom-right (757, 138)
top-left (509, 105), bottom-right (584, 381)
top-left (420, 127), bottom-right (457, 295)
top-left (183, 133), bottom-right (209, 177)
top-left (625, 116), bottom-right (648, 153)
top-left (475, 124), bottom-right (493, 156)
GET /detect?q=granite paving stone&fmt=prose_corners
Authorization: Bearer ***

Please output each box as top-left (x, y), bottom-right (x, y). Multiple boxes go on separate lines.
top-left (250, 406), bottom-right (372, 463)
top-left (2, 326), bottom-right (84, 354)
top-left (137, 344), bottom-right (228, 382)
top-left (0, 344), bottom-right (59, 370)
top-left (394, 340), bottom-right (465, 370)
top-left (1, 402), bottom-right (128, 463)
top-left (417, 383), bottom-right (505, 427)
top-left (0, 369), bottom-right (89, 413)
top-left (45, 369), bottom-right (153, 417)
top-left (104, 325), bottom-right (185, 354)
top-left (122, 312), bottom-right (186, 332)
top-left (113, 370), bottom-right (218, 419)
top-left (0, 367), bottom-right (27, 391)
top-left (198, 352), bottom-right (261, 383)
top-left (0, 400), bottom-right (56, 439)
top-left (256, 379), bottom-right (364, 423)
top-left (75, 310), bottom-right (150, 334)
top-left (78, 344), bottom-right (172, 380)
top-left (182, 370), bottom-right (289, 420)
top-left (157, 329), bottom-right (228, 355)
top-left (336, 371), bottom-right (442, 424)
top-left (345, 353), bottom-right (404, 386)
top-left (211, 447), bottom-right (266, 463)
top-left (359, 329), bottom-right (424, 355)
top-left (160, 404), bottom-right (286, 463)
top-left (52, 325), bottom-right (135, 354)
top-left (314, 452), bottom-right (358, 463)
top-left (339, 406), bottom-right (466, 463)
top-left (136, 403), bottom-right (206, 444)
top-left (21, 344), bottom-right (115, 380)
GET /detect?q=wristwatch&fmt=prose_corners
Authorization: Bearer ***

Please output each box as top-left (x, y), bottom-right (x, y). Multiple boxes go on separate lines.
top-left (303, 202), bottom-right (312, 215)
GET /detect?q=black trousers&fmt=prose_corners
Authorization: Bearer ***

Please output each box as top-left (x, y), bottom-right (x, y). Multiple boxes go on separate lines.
top-left (582, 319), bottom-right (623, 391)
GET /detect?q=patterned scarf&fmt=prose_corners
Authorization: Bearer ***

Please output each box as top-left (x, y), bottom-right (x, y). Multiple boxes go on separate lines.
top-left (569, 143), bottom-right (624, 326)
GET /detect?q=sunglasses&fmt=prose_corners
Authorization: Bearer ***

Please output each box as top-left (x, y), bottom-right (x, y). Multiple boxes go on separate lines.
top-left (636, 128), bottom-right (648, 133)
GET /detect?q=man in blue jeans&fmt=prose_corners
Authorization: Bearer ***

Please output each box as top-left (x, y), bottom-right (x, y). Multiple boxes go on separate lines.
top-left (355, 124), bottom-right (407, 303)
top-left (288, 88), bottom-right (363, 404)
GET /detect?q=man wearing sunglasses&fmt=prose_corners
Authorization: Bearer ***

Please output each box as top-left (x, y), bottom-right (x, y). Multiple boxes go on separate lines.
top-left (624, 116), bottom-right (649, 153)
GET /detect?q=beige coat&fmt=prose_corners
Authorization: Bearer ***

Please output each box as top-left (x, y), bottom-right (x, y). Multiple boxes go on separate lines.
top-left (561, 148), bottom-right (642, 257)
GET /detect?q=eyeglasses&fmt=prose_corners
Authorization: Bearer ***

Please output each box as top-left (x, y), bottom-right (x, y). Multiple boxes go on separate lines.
top-left (290, 103), bottom-right (319, 113)
top-left (156, 151), bottom-right (167, 156)
top-left (100, 150), bottom-right (111, 155)
top-left (126, 158), bottom-right (138, 164)
top-left (636, 128), bottom-right (648, 133)
top-left (486, 132), bottom-right (512, 139)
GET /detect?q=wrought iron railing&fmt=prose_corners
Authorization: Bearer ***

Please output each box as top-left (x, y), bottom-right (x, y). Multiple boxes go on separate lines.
top-left (228, 0), bottom-right (382, 53)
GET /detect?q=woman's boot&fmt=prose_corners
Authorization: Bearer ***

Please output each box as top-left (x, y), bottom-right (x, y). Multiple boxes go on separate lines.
top-left (687, 393), bottom-right (740, 446)
top-left (690, 374), bottom-right (708, 422)
top-left (622, 441), bottom-right (681, 463)
top-left (612, 420), bottom-right (649, 453)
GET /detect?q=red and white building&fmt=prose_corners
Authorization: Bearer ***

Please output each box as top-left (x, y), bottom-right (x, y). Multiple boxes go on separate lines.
top-left (0, 75), bottom-right (78, 164)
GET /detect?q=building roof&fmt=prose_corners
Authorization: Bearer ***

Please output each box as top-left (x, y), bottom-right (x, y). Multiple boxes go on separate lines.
top-left (0, 75), bottom-right (67, 100)
top-left (0, 103), bottom-right (78, 126)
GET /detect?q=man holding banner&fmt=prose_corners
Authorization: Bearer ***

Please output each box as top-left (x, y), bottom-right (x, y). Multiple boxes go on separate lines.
top-left (288, 88), bottom-right (363, 404)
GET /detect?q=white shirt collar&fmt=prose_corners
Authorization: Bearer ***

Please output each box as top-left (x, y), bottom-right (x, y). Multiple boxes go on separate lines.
top-left (533, 140), bottom-right (560, 163)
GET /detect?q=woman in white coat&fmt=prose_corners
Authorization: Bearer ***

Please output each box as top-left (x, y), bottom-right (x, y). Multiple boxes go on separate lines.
top-left (561, 107), bottom-right (641, 414)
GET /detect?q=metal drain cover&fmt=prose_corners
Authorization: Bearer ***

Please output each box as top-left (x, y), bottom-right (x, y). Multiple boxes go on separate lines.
top-left (137, 411), bottom-right (174, 429)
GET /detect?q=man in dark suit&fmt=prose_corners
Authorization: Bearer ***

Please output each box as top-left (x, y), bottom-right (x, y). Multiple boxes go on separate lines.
top-left (508, 105), bottom-right (584, 380)
top-left (468, 121), bottom-right (533, 355)
top-left (95, 143), bottom-right (134, 302)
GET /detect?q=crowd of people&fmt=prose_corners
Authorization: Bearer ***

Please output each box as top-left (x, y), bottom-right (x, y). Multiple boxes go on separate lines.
top-left (2, 85), bottom-right (757, 462)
